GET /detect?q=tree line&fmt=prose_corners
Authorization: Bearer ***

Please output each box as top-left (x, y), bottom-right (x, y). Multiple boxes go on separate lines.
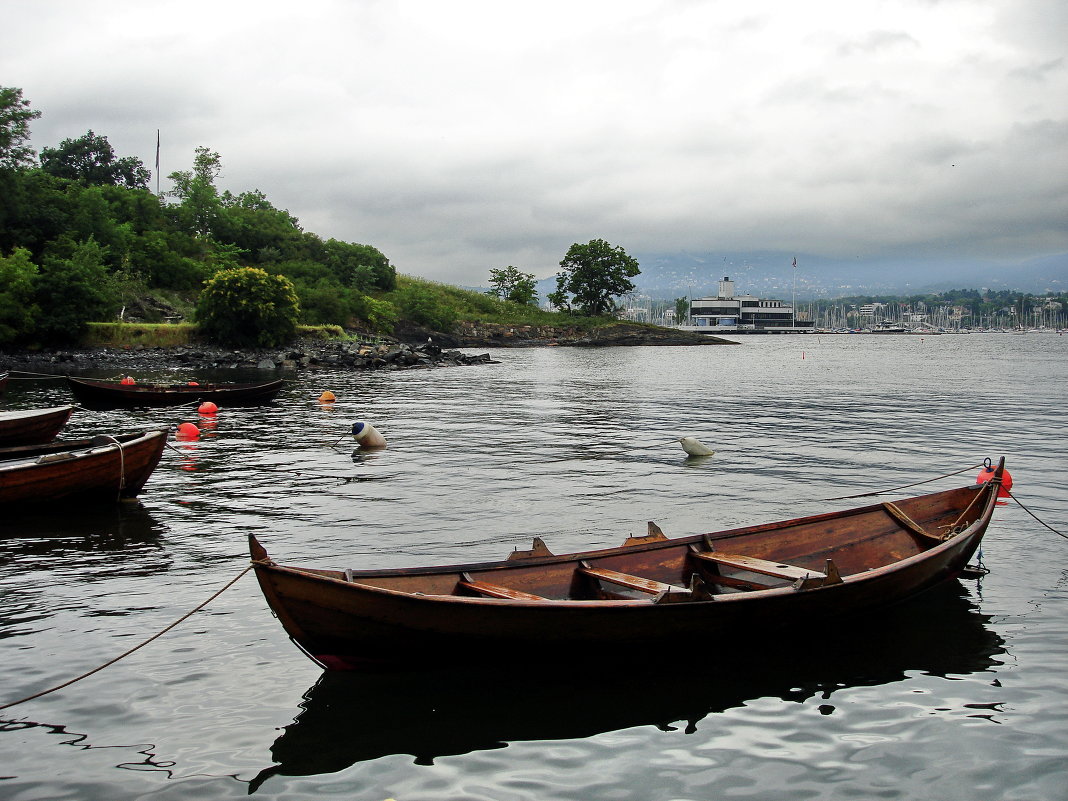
top-left (1, 86), bottom-right (398, 347)
top-left (2, 86), bottom-right (647, 348)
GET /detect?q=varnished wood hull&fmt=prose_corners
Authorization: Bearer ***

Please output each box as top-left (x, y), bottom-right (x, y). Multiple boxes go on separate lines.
top-left (0, 428), bottom-right (169, 507)
top-left (251, 465), bottom-right (1004, 670)
top-left (0, 405), bottom-right (74, 447)
top-left (66, 376), bottom-right (284, 408)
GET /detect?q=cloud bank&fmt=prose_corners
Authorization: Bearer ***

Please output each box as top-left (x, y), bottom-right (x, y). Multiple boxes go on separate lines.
top-left (6, 0), bottom-right (1067, 284)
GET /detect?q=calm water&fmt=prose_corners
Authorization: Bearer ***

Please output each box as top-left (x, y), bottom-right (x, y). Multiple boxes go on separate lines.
top-left (1, 333), bottom-right (1066, 800)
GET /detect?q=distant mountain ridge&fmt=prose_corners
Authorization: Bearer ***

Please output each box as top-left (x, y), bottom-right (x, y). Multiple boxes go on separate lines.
top-left (526, 251), bottom-right (1068, 301)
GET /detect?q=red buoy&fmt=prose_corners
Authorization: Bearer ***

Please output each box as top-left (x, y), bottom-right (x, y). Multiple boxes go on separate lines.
top-left (976, 463), bottom-right (1013, 498)
top-left (176, 422), bottom-right (200, 440)
top-left (198, 401), bottom-right (218, 415)
top-left (188, 381), bottom-right (200, 386)
top-left (120, 376), bottom-right (136, 385)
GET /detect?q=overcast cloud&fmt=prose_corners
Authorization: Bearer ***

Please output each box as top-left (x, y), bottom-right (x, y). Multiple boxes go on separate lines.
top-left (5, 0), bottom-right (1067, 284)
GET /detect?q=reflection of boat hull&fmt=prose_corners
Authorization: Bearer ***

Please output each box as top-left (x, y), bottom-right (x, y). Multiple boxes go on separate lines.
top-left (66, 376), bottom-right (284, 408)
top-left (251, 466), bottom-right (1004, 670)
top-left (250, 583), bottom-right (1004, 787)
top-left (0, 429), bottom-right (169, 508)
top-left (0, 405), bottom-right (74, 446)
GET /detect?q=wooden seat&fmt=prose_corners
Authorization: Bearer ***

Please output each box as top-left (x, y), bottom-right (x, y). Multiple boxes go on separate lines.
top-left (689, 549), bottom-right (825, 582)
top-left (458, 573), bottom-right (547, 600)
top-left (578, 561), bottom-right (687, 595)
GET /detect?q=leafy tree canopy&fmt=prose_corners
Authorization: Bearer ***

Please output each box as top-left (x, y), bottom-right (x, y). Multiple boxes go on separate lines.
top-left (40, 130), bottom-right (150, 188)
top-left (0, 247), bottom-right (40, 344)
top-left (0, 86), bottom-right (41, 170)
top-left (487, 265), bottom-right (538, 306)
top-left (549, 239), bottom-right (640, 317)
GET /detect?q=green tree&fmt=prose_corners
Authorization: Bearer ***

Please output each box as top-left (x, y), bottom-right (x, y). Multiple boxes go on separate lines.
top-left (33, 238), bottom-right (117, 344)
top-left (0, 86), bottom-right (41, 170)
top-left (40, 130), bottom-right (150, 188)
top-left (0, 247), bottom-right (40, 344)
top-left (674, 296), bottom-right (689, 325)
top-left (487, 265), bottom-right (538, 306)
top-left (550, 239), bottom-right (640, 317)
top-left (195, 266), bottom-right (300, 347)
top-left (321, 239), bottom-right (395, 290)
top-left (168, 146), bottom-right (223, 237)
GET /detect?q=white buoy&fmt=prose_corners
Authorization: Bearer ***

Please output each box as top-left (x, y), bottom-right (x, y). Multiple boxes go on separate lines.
top-left (679, 436), bottom-right (714, 456)
top-left (352, 420), bottom-right (387, 449)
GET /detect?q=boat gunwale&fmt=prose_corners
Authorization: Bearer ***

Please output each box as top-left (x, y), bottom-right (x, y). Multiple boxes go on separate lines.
top-left (67, 376), bottom-right (284, 393)
top-left (253, 481), bottom-right (997, 607)
top-left (0, 404), bottom-right (76, 422)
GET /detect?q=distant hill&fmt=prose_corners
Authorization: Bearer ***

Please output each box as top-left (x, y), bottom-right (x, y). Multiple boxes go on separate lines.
top-left (527, 251), bottom-right (1068, 301)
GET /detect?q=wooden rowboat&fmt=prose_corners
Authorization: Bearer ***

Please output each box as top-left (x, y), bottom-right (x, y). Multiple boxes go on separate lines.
top-left (0, 428), bottom-right (169, 507)
top-left (66, 376), bottom-right (284, 408)
top-left (250, 460), bottom-right (1006, 670)
top-left (0, 405), bottom-right (74, 447)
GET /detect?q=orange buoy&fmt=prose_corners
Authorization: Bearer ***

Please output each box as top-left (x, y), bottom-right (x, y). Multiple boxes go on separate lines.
top-left (120, 376), bottom-right (136, 385)
top-left (319, 391), bottom-right (336, 403)
top-left (976, 462), bottom-right (1013, 498)
top-left (198, 401), bottom-right (218, 415)
top-left (176, 422), bottom-right (200, 440)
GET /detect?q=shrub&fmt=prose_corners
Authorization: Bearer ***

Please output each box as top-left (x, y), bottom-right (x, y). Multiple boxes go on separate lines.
top-left (195, 266), bottom-right (299, 347)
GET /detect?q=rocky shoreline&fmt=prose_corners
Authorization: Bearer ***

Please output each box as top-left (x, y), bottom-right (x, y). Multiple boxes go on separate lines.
top-left (0, 322), bottom-right (734, 375)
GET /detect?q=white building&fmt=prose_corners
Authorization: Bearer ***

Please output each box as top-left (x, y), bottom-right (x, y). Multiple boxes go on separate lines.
top-left (689, 277), bottom-right (808, 331)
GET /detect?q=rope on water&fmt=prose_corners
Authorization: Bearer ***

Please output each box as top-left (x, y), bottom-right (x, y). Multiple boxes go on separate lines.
top-left (163, 442), bottom-right (371, 482)
top-left (822, 463), bottom-right (985, 501)
top-left (3, 371), bottom-right (67, 380)
top-left (0, 565), bottom-right (253, 712)
top-left (1007, 490), bottom-right (1067, 540)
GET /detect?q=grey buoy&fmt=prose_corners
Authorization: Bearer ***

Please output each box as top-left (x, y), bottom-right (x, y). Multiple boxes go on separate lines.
top-left (679, 436), bottom-right (714, 457)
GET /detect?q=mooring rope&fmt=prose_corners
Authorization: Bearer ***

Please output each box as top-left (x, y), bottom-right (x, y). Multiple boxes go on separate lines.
top-left (1007, 490), bottom-right (1067, 540)
top-left (4, 371), bottom-right (66, 380)
top-left (93, 434), bottom-right (127, 496)
top-left (823, 463), bottom-right (984, 501)
top-left (0, 565), bottom-right (253, 712)
top-left (163, 442), bottom-right (366, 482)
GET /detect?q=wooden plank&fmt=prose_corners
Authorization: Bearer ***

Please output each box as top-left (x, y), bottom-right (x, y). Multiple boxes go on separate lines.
top-left (458, 574), bottom-right (547, 600)
top-left (578, 563), bottom-right (685, 595)
top-left (689, 550), bottom-right (824, 582)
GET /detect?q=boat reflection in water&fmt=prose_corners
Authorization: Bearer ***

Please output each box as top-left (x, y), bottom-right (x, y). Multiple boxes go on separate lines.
top-left (250, 583), bottom-right (1004, 791)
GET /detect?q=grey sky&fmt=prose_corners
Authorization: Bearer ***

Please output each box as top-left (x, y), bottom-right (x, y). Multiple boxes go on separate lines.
top-left (5, 0), bottom-right (1067, 285)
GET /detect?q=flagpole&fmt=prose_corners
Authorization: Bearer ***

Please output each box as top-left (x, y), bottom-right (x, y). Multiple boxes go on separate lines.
top-left (155, 129), bottom-right (160, 195)
top-left (791, 256), bottom-right (797, 329)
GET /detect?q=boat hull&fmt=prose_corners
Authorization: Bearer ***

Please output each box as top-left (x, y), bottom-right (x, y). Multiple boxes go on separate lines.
top-left (66, 377), bottom-right (284, 408)
top-left (0, 428), bottom-right (169, 507)
top-left (252, 475), bottom-right (1001, 670)
top-left (0, 405), bottom-right (74, 447)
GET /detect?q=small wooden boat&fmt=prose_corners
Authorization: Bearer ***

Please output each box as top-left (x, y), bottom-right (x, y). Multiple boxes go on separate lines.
top-left (66, 376), bottom-right (285, 408)
top-left (0, 405), bottom-right (74, 447)
top-left (251, 460), bottom-right (1006, 670)
top-left (0, 428), bottom-right (169, 507)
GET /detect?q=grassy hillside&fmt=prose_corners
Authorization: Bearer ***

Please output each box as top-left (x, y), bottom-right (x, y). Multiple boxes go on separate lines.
top-left (80, 275), bottom-right (628, 347)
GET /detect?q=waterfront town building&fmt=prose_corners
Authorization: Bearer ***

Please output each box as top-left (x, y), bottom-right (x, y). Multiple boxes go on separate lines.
top-left (687, 277), bottom-right (812, 331)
